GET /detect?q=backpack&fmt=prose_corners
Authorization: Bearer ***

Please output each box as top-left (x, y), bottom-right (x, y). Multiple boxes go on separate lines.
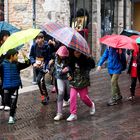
top-left (119, 49), bottom-right (127, 71)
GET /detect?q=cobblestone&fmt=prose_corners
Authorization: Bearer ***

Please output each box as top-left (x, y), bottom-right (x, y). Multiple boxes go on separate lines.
top-left (0, 69), bottom-right (140, 140)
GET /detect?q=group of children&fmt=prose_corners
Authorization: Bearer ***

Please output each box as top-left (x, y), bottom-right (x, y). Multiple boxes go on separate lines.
top-left (0, 30), bottom-right (96, 124)
top-left (0, 29), bottom-right (140, 125)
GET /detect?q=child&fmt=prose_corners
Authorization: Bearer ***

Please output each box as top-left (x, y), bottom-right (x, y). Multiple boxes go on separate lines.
top-left (52, 46), bottom-right (70, 121)
top-left (127, 48), bottom-right (140, 101)
top-left (97, 48), bottom-right (124, 106)
top-left (29, 32), bottom-right (51, 105)
top-left (67, 50), bottom-right (95, 121)
top-left (0, 30), bottom-right (10, 110)
top-left (0, 48), bottom-right (30, 124)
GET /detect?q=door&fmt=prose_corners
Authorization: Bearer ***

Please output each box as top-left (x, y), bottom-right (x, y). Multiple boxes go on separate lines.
top-left (133, 2), bottom-right (140, 31)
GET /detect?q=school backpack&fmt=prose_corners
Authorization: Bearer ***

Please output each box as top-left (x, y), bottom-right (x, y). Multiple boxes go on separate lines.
top-left (119, 49), bottom-right (127, 71)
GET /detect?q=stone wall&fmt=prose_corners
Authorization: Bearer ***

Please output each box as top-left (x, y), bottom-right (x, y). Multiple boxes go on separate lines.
top-left (4, 0), bottom-right (70, 29)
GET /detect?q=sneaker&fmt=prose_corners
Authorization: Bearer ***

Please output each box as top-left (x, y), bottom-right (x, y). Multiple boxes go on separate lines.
top-left (127, 96), bottom-right (135, 101)
top-left (63, 100), bottom-right (70, 107)
top-left (0, 105), bottom-right (4, 110)
top-left (8, 116), bottom-right (15, 124)
top-left (54, 113), bottom-right (63, 121)
top-left (41, 96), bottom-right (49, 105)
top-left (107, 98), bottom-right (118, 106)
top-left (67, 114), bottom-right (77, 122)
top-left (4, 106), bottom-right (10, 111)
top-left (116, 95), bottom-right (123, 101)
top-left (90, 102), bottom-right (95, 115)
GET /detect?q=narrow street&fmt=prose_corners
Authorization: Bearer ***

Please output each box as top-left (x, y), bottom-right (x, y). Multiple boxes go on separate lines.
top-left (0, 69), bottom-right (140, 140)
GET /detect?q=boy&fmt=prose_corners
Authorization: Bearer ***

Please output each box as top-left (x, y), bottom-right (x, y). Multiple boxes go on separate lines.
top-left (0, 48), bottom-right (30, 124)
top-left (29, 31), bottom-right (51, 105)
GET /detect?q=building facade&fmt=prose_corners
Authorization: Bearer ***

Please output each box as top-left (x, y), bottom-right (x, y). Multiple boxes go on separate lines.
top-left (0, 0), bottom-right (136, 61)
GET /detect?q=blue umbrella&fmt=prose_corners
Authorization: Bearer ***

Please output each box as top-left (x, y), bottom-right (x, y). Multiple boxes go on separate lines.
top-left (0, 21), bottom-right (20, 34)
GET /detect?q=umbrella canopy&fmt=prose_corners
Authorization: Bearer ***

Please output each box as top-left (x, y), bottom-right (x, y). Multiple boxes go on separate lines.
top-left (100, 34), bottom-right (138, 51)
top-left (136, 37), bottom-right (140, 44)
top-left (0, 28), bottom-right (41, 56)
top-left (0, 21), bottom-right (20, 34)
top-left (42, 22), bottom-right (64, 33)
top-left (120, 29), bottom-right (140, 37)
top-left (42, 22), bottom-right (90, 56)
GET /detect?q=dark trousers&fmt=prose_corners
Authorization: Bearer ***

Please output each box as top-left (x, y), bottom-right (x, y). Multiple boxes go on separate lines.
top-left (130, 77), bottom-right (137, 96)
top-left (4, 89), bottom-right (18, 117)
top-left (36, 68), bottom-right (48, 97)
top-left (0, 85), bottom-right (4, 106)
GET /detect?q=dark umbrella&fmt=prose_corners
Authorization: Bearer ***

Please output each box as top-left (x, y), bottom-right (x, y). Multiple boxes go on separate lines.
top-left (120, 29), bottom-right (140, 37)
top-left (0, 21), bottom-right (20, 34)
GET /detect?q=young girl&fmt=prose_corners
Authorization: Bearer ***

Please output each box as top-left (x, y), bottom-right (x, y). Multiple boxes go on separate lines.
top-left (53, 46), bottom-right (70, 121)
top-left (67, 50), bottom-right (95, 121)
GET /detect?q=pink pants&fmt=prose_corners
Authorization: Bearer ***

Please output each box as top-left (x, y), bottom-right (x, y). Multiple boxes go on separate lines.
top-left (70, 87), bottom-right (93, 114)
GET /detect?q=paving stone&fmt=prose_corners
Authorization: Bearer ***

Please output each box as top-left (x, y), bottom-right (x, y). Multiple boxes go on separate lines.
top-left (0, 69), bottom-right (140, 140)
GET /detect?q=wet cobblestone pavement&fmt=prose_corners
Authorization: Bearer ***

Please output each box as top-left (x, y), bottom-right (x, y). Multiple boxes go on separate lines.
top-left (1, 69), bottom-right (140, 140)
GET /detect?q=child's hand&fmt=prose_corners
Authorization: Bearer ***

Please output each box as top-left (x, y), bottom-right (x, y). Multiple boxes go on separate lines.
top-left (62, 67), bottom-right (69, 73)
top-left (21, 50), bottom-right (26, 58)
top-left (49, 59), bottom-right (54, 67)
top-left (96, 66), bottom-right (101, 72)
top-left (68, 76), bottom-right (72, 81)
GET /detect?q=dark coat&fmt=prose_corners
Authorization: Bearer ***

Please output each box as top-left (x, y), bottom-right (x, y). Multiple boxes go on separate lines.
top-left (29, 41), bottom-right (51, 70)
top-left (69, 54), bottom-right (95, 88)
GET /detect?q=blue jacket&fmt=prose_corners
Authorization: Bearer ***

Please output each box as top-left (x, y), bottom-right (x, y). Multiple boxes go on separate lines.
top-left (98, 48), bottom-right (123, 74)
top-left (29, 41), bottom-right (51, 70)
top-left (1, 59), bottom-right (30, 89)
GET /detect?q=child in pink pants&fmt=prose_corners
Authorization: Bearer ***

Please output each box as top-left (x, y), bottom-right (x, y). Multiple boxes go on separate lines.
top-left (67, 50), bottom-right (95, 121)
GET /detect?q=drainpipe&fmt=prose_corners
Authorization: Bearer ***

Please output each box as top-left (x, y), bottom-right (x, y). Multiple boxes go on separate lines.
top-left (32, 0), bottom-right (37, 84)
top-left (5, 0), bottom-right (9, 22)
top-left (32, 0), bottom-right (36, 28)
top-left (73, 0), bottom-right (76, 28)
top-left (123, 0), bottom-right (126, 29)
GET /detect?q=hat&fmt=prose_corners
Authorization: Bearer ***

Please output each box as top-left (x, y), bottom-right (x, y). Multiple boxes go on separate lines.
top-left (56, 46), bottom-right (69, 57)
top-left (5, 49), bottom-right (18, 58)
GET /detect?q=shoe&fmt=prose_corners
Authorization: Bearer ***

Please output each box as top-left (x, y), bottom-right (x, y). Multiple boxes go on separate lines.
top-left (54, 113), bottom-right (63, 121)
top-left (41, 96), bottom-right (49, 105)
top-left (67, 114), bottom-right (77, 122)
top-left (8, 116), bottom-right (15, 124)
top-left (63, 100), bottom-right (70, 107)
top-left (4, 106), bottom-right (10, 111)
top-left (32, 81), bottom-right (37, 85)
top-left (90, 102), bottom-right (95, 115)
top-left (116, 95), bottom-right (123, 101)
top-left (0, 105), bottom-right (4, 110)
top-left (107, 98), bottom-right (118, 106)
top-left (127, 96), bottom-right (135, 101)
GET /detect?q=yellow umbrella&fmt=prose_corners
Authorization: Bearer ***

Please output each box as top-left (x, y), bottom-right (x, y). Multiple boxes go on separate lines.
top-left (0, 28), bottom-right (41, 56)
